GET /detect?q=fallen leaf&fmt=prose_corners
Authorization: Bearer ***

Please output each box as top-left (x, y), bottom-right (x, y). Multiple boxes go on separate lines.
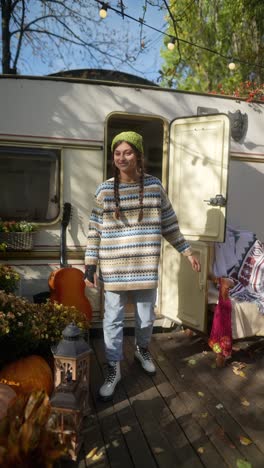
top-left (121, 425), bottom-right (131, 434)
top-left (240, 397), bottom-right (250, 407)
top-left (239, 436), bottom-right (252, 446)
top-left (86, 447), bottom-right (98, 459)
top-left (201, 412), bottom-right (208, 418)
top-left (153, 447), bottom-right (164, 454)
top-left (188, 359), bottom-right (197, 366)
top-left (198, 391), bottom-right (204, 397)
top-left (232, 367), bottom-right (247, 378)
top-left (232, 346), bottom-right (241, 352)
top-left (216, 403), bottom-right (224, 409)
top-left (157, 354), bottom-right (165, 362)
top-left (232, 361), bottom-right (246, 370)
top-left (236, 459), bottom-right (252, 468)
top-left (197, 447), bottom-right (204, 454)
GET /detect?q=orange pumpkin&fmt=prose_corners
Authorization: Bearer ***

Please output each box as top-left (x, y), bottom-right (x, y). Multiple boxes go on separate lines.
top-left (0, 383), bottom-right (17, 419)
top-left (0, 355), bottom-right (54, 396)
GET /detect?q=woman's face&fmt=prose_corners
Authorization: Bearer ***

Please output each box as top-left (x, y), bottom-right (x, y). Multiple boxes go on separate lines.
top-left (113, 142), bottom-right (138, 177)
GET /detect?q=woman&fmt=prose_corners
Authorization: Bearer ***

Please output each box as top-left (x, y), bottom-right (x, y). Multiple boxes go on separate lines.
top-left (84, 131), bottom-right (201, 401)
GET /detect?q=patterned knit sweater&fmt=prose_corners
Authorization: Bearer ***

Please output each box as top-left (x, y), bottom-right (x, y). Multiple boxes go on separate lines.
top-left (85, 174), bottom-right (191, 291)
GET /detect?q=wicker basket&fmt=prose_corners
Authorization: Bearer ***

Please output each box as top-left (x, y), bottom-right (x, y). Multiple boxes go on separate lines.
top-left (0, 232), bottom-right (35, 251)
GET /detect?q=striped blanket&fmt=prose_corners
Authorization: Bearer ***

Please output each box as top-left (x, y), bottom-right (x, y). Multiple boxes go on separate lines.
top-left (230, 239), bottom-right (264, 314)
top-left (213, 226), bottom-right (264, 315)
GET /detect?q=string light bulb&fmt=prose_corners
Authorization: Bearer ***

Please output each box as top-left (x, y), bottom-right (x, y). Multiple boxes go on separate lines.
top-left (228, 62), bottom-right (236, 71)
top-left (99, 3), bottom-right (108, 19)
top-left (167, 37), bottom-right (176, 51)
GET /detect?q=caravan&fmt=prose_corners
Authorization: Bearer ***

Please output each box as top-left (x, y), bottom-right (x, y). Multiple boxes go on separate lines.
top-left (0, 73), bottom-right (263, 333)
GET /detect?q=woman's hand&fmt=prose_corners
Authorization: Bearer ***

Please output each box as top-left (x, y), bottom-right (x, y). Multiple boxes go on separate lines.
top-left (85, 273), bottom-right (98, 288)
top-left (187, 254), bottom-right (201, 272)
top-left (84, 265), bottom-right (98, 288)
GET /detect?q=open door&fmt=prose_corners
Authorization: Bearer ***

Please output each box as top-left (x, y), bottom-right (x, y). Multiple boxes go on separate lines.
top-left (160, 114), bottom-right (230, 332)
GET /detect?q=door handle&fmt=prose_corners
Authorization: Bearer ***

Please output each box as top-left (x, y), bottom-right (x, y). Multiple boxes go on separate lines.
top-left (204, 194), bottom-right (226, 207)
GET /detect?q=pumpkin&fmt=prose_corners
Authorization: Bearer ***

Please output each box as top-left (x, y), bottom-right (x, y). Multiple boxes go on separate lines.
top-left (0, 355), bottom-right (54, 396)
top-left (0, 383), bottom-right (17, 419)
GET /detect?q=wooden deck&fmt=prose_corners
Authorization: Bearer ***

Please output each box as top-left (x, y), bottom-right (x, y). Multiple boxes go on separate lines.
top-left (64, 330), bottom-right (264, 468)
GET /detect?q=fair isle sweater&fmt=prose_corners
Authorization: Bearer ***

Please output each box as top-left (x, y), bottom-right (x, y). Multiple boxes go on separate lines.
top-left (85, 174), bottom-right (192, 291)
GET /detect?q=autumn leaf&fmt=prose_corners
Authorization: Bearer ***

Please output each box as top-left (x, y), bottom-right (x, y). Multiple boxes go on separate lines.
top-left (216, 403), bottom-right (224, 409)
top-left (197, 447), bottom-right (204, 454)
top-left (233, 368), bottom-right (247, 378)
top-left (240, 397), bottom-right (250, 407)
top-left (188, 359), bottom-right (197, 366)
top-left (239, 436), bottom-right (252, 446)
top-left (198, 391), bottom-right (204, 397)
top-left (232, 346), bottom-right (241, 351)
top-left (86, 447), bottom-right (99, 459)
top-left (236, 459), bottom-right (252, 468)
top-left (232, 364), bottom-right (247, 378)
top-left (232, 361), bottom-right (246, 370)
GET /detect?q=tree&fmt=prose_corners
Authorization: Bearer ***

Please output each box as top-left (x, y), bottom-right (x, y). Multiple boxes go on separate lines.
top-left (0, 0), bottom-right (147, 75)
top-left (160, 0), bottom-right (264, 93)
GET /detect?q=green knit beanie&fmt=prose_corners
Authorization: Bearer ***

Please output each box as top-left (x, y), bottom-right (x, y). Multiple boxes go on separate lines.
top-left (111, 131), bottom-right (144, 154)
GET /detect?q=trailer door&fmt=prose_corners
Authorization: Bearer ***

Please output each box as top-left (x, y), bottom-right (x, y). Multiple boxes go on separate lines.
top-left (161, 114), bottom-right (230, 331)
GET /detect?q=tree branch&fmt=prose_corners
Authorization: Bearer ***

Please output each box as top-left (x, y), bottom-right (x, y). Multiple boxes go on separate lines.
top-left (25, 28), bottom-right (129, 62)
top-left (162, 0), bottom-right (181, 63)
top-left (13, 0), bottom-right (25, 69)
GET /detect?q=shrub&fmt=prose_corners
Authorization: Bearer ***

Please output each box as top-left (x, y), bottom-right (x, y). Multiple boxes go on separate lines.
top-left (0, 265), bottom-right (20, 293)
top-left (0, 291), bottom-right (90, 367)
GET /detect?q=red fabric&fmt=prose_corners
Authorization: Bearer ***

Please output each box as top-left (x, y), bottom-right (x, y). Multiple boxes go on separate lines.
top-left (208, 278), bottom-right (232, 358)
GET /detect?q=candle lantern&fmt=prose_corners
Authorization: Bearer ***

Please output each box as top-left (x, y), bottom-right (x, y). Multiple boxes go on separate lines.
top-left (49, 322), bottom-right (92, 460)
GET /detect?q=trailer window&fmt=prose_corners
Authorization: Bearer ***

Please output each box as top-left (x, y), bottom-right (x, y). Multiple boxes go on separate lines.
top-left (0, 146), bottom-right (60, 222)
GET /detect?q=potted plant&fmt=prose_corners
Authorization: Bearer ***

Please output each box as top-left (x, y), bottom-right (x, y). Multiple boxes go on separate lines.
top-left (0, 220), bottom-right (38, 251)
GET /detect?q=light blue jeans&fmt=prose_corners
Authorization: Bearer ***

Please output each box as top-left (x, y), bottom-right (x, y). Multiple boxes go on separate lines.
top-left (103, 289), bottom-right (157, 362)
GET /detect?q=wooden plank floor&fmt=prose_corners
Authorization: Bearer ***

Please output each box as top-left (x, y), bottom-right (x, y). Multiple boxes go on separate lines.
top-left (63, 330), bottom-right (264, 468)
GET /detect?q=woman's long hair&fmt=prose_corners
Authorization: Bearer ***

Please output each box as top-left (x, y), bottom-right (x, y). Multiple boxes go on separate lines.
top-left (112, 141), bottom-right (144, 222)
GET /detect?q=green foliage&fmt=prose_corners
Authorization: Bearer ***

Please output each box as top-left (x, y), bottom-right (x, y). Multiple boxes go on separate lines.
top-left (0, 291), bottom-right (90, 367)
top-left (0, 264), bottom-right (20, 293)
top-left (0, 390), bottom-right (66, 468)
top-left (160, 0), bottom-right (264, 93)
top-left (0, 220), bottom-right (37, 233)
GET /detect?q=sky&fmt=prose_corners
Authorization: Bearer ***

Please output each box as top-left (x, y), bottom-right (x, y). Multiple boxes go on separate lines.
top-left (16, 1), bottom-right (167, 84)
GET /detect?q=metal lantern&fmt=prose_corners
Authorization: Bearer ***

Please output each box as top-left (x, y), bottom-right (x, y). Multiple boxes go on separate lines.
top-left (49, 323), bottom-right (92, 460)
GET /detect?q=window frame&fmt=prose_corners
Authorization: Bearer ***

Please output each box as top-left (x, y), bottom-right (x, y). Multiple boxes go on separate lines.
top-left (0, 143), bottom-right (62, 225)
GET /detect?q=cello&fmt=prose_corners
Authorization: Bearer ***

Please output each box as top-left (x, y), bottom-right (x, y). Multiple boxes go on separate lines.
top-left (48, 202), bottom-right (92, 321)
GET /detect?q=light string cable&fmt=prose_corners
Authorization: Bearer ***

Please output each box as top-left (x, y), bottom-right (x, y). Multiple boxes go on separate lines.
top-left (94, 0), bottom-right (264, 71)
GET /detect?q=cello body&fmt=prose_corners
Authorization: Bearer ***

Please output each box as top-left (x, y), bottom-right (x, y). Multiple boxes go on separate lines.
top-left (49, 268), bottom-right (92, 320)
top-left (48, 202), bottom-right (92, 321)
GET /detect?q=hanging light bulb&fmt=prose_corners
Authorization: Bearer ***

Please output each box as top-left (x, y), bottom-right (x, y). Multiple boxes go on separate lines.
top-left (228, 61), bottom-right (236, 71)
top-left (167, 37), bottom-right (176, 51)
top-left (99, 3), bottom-right (108, 19)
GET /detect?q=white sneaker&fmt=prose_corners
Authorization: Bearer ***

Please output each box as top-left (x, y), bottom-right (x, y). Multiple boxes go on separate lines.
top-left (98, 361), bottom-right (121, 401)
top-left (134, 346), bottom-right (156, 375)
